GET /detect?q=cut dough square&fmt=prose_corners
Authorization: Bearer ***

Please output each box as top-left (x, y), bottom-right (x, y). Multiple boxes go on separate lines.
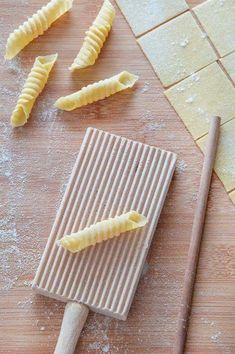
top-left (193, 0), bottom-right (235, 57)
top-left (229, 190), bottom-right (235, 205)
top-left (138, 12), bottom-right (217, 87)
top-left (220, 51), bottom-right (235, 84)
top-left (165, 63), bottom-right (235, 140)
top-left (116, 0), bottom-right (189, 37)
top-left (197, 118), bottom-right (235, 193)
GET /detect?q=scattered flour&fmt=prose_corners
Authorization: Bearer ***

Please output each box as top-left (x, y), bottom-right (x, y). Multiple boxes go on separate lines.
top-left (141, 82), bottom-right (150, 93)
top-left (89, 342), bottom-right (101, 350)
top-left (176, 159), bottom-right (188, 174)
top-left (201, 32), bottom-right (208, 39)
top-left (191, 73), bottom-right (200, 82)
top-left (141, 110), bottom-right (155, 121)
top-left (0, 56), bottom-right (29, 129)
top-left (211, 331), bottom-right (222, 342)
top-left (0, 104), bottom-right (71, 294)
top-left (0, 228), bottom-right (18, 242)
top-left (185, 95), bottom-right (196, 104)
top-left (85, 315), bottom-right (113, 353)
top-left (201, 318), bottom-right (215, 326)
top-left (17, 297), bottom-right (33, 308)
top-left (89, 342), bottom-right (110, 353)
top-left (0, 45), bottom-right (72, 293)
top-left (23, 280), bottom-right (33, 287)
top-left (141, 110), bottom-right (166, 132)
top-left (0, 147), bottom-right (12, 163)
top-left (102, 344), bottom-right (110, 353)
top-left (5, 57), bottom-right (27, 79)
top-left (38, 96), bottom-right (63, 131)
top-left (180, 38), bottom-right (189, 48)
top-left (146, 121), bottom-right (165, 132)
top-left (176, 86), bottom-right (186, 92)
top-left (197, 107), bottom-right (205, 115)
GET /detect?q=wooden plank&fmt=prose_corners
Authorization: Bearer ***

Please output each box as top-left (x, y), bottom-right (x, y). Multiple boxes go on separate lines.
top-left (0, 0), bottom-right (234, 353)
top-left (33, 127), bottom-right (176, 319)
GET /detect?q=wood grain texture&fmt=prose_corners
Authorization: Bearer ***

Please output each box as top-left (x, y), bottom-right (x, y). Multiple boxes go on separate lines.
top-left (174, 117), bottom-right (221, 354)
top-left (54, 302), bottom-right (89, 354)
top-left (0, 0), bottom-right (235, 353)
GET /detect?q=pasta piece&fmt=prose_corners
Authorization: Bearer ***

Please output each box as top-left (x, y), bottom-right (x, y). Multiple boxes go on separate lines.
top-left (5, 0), bottom-right (73, 60)
top-left (11, 54), bottom-right (58, 128)
top-left (69, 0), bottom-right (115, 71)
top-left (54, 71), bottom-right (138, 110)
top-left (58, 211), bottom-right (148, 253)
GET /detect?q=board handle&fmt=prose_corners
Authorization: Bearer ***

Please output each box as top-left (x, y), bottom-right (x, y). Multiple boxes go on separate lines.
top-left (54, 302), bottom-right (89, 354)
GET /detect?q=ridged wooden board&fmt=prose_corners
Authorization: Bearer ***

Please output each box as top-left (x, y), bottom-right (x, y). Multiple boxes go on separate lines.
top-left (33, 127), bottom-right (177, 320)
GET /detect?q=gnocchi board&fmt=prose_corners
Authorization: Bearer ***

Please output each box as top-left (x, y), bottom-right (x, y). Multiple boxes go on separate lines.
top-left (0, 0), bottom-right (235, 353)
top-left (32, 127), bottom-right (177, 320)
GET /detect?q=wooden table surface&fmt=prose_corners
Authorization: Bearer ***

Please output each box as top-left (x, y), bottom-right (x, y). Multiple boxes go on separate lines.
top-left (1, 0), bottom-right (235, 353)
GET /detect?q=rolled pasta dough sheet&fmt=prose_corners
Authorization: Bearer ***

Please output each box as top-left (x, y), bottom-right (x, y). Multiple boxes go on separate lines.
top-left (193, 0), bottom-right (235, 57)
top-left (115, 0), bottom-right (188, 37)
top-left (229, 190), bottom-right (235, 205)
top-left (138, 12), bottom-right (217, 87)
top-left (220, 51), bottom-right (235, 84)
top-left (197, 119), bottom-right (235, 193)
top-left (165, 63), bottom-right (235, 140)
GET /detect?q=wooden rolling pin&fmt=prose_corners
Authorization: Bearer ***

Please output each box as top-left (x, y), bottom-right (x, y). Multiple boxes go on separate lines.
top-left (174, 116), bottom-right (221, 354)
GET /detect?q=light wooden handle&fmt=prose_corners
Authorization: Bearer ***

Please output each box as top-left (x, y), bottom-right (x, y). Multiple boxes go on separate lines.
top-left (54, 302), bottom-right (89, 354)
top-left (174, 117), bottom-right (221, 354)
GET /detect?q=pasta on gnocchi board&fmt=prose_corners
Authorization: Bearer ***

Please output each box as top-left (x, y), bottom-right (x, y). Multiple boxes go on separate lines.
top-left (1, 0), bottom-right (235, 353)
top-left (33, 128), bottom-right (177, 320)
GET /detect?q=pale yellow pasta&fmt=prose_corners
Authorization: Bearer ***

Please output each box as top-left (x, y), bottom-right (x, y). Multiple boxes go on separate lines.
top-left (54, 71), bottom-right (138, 110)
top-left (229, 190), bottom-right (235, 205)
top-left (5, 0), bottom-right (73, 60)
top-left (11, 54), bottom-right (58, 128)
top-left (69, 0), bottom-right (115, 71)
top-left (58, 211), bottom-right (148, 253)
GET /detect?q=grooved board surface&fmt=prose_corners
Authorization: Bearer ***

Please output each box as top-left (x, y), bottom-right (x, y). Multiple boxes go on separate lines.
top-left (33, 128), bottom-right (177, 320)
top-left (1, 0), bottom-right (235, 353)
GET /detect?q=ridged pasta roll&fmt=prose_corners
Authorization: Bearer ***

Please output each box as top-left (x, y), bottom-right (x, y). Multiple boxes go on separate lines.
top-left (5, 0), bottom-right (73, 60)
top-left (58, 211), bottom-right (148, 253)
top-left (11, 54), bottom-right (58, 128)
top-left (69, 0), bottom-right (115, 71)
top-left (54, 71), bottom-right (138, 110)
